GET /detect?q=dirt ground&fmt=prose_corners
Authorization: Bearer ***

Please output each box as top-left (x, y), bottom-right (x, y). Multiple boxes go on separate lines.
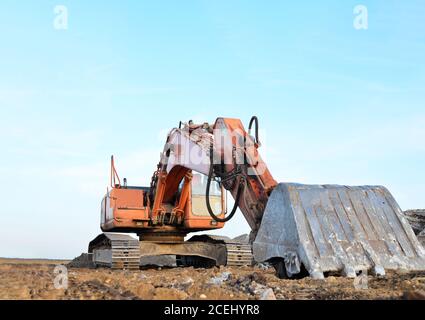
top-left (0, 258), bottom-right (424, 300)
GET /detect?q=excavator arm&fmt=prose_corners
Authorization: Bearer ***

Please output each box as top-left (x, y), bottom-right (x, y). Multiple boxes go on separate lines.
top-left (208, 118), bottom-right (277, 238)
top-left (150, 117), bottom-right (277, 239)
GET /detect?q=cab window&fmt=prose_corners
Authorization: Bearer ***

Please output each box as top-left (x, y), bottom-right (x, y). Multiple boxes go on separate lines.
top-left (191, 173), bottom-right (223, 216)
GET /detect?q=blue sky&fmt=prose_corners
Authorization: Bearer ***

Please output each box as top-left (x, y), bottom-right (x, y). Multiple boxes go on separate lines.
top-left (0, 1), bottom-right (424, 259)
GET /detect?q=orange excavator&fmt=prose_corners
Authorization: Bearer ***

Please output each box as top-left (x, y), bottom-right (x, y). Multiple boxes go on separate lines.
top-left (89, 117), bottom-right (425, 279)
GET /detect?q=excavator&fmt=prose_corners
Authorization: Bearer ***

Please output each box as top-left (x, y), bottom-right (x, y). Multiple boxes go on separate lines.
top-left (88, 117), bottom-right (425, 279)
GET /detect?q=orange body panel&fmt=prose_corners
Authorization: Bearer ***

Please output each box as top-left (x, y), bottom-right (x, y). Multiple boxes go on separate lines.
top-left (182, 182), bottom-right (225, 230)
top-left (101, 183), bottom-right (225, 234)
top-left (101, 188), bottom-right (149, 231)
top-left (112, 188), bottom-right (145, 209)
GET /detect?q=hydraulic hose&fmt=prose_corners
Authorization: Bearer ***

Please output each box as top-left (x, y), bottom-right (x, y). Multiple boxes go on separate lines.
top-left (205, 148), bottom-right (244, 223)
top-left (248, 116), bottom-right (260, 146)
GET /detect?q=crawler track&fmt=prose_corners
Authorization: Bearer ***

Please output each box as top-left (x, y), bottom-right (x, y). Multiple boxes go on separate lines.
top-left (225, 242), bottom-right (253, 267)
top-left (89, 233), bottom-right (140, 271)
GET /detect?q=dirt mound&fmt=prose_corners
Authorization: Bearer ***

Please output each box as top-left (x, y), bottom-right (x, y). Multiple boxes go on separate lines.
top-left (402, 290), bottom-right (425, 300)
top-left (232, 234), bottom-right (250, 243)
top-left (404, 210), bottom-right (425, 235)
top-left (68, 253), bottom-right (95, 269)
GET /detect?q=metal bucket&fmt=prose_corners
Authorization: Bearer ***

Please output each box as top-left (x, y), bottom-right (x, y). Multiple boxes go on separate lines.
top-left (253, 183), bottom-right (425, 279)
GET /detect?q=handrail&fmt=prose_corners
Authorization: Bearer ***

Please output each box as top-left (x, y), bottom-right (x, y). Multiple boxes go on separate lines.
top-left (110, 155), bottom-right (121, 188)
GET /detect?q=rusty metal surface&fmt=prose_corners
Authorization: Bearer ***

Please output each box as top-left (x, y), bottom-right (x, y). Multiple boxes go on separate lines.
top-left (140, 241), bottom-right (227, 266)
top-left (419, 230), bottom-right (425, 247)
top-left (140, 255), bottom-right (177, 267)
top-left (139, 231), bottom-right (186, 243)
top-left (253, 183), bottom-right (425, 279)
top-left (188, 235), bottom-right (253, 266)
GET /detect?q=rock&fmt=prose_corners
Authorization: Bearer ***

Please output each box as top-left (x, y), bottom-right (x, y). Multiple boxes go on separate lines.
top-left (402, 290), bottom-right (425, 300)
top-left (397, 268), bottom-right (410, 275)
top-left (200, 294), bottom-right (207, 299)
top-left (249, 281), bottom-right (260, 294)
top-left (160, 277), bottom-right (194, 291)
top-left (250, 272), bottom-right (267, 285)
top-left (154, 288), bottom-right (188, 300)
top-left (226, 272), bottom-right (270, 296)
top-left (176, 277), bottom-right (194, 291)
top-left (180, 277), bottom-right (195, 290)
top-left (259, 288), bottom-right (276, 300)
top-left (136, 284), bottom-right (155, 299)
top-left (255, 263), bottom-right (271, 270)
top-left (209, 272), bottom-right (232, 285)
top-left (122, 290), bottom-right (138, 299)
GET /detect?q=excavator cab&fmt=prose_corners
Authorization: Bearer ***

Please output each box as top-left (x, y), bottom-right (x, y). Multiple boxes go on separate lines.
top-left (183, 173), bottom-right (225, 229)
